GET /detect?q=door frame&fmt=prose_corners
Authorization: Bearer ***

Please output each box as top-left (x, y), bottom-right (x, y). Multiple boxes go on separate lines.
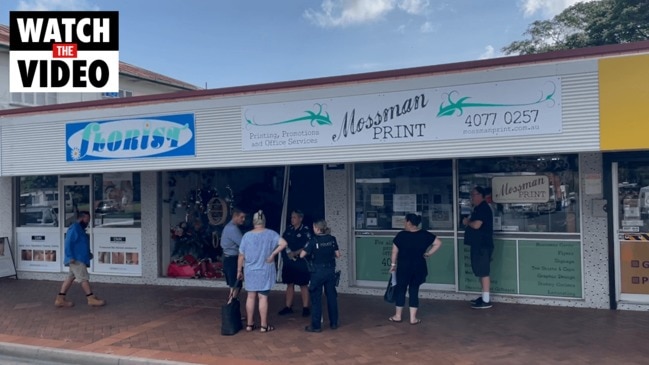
top-left (605, 153), bottom-right (649, 308)
top-left (59, 176), bottom-right (92, 272)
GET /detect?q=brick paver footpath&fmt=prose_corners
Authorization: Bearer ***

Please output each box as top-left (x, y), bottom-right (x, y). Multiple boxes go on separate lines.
top-left (0, 278), bottom-right (647, 364)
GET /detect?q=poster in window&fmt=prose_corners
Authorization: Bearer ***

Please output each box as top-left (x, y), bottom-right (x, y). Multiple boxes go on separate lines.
top-left (366, 211), bottom-right (378, 227)
top-left (16, 230), bottom-right (60, 272)
top-left (393, 194), bottom-right (416, 212)
top-left (429, 204), bottom-right (452, 229)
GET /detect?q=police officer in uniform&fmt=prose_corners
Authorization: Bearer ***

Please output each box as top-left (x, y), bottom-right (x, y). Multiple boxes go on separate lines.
top-left (301, 219), bottom-right (340, 332)
top-left (278, 210), bottom-right (312, 316)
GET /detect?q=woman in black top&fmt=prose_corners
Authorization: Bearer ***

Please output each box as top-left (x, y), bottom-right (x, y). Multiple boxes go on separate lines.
top-left (300, 219), bottom-right (340, 332)
top-left (389, 213), bottom-right (442, 325)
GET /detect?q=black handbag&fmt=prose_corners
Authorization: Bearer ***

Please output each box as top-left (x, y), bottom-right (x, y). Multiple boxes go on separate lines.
top-left (221, 283), bottom-right (243, 336)
top-left (383, 275), bottom-right (396, 303)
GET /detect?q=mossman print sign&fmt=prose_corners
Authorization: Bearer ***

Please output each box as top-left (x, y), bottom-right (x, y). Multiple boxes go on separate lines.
top-left (242, 76), bottom-right (562, 151)
top-left (491, 175), bottom-right (550, 203)
top-left (66, 113), bottom-right (195, 161)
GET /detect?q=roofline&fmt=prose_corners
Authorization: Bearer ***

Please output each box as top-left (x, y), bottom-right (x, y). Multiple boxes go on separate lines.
top-left (3, 40), bottom-right (649, 118)
top-left (119, 71), bottom-right (199, 91)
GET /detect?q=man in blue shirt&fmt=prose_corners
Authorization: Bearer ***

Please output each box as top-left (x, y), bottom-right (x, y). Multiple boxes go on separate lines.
top-left (221, 208), bottom-right (246, 297)
top-left (55, 211), bottom-right (105, 307)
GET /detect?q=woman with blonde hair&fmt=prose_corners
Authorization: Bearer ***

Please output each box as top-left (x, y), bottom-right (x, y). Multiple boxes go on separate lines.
top-left (237, 210), bottom-right (287, 332)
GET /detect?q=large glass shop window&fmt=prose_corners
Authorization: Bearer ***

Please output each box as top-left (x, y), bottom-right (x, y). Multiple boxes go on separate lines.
top-left (458, 155), bottom-right (580, 234)
top-left (616, 161), bottom-right (649, 297)
top-left (164, 167), bottom-right (286, 279)
top-left (18, 176), bottom-right (59, 227)
top-left (93, 172), bottom-right (141, 228)
top-left (354, 160), bottom-right (456, 287)
top-left (457, 154), bottom-right (582, 298)
top-left (355, 160), bottom-right (454, 231)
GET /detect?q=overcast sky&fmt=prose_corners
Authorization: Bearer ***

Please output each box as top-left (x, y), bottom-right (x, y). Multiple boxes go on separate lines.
top-left (0, 0), bottom-right (594, 89)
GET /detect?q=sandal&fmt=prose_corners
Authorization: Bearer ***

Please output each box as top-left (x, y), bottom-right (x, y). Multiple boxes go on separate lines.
top-left (245, 324), bottom-right (257, 332)
top-left (259, 324), bottom-right (275, 333)
top-left (388, 316), bottom-right (402, 323)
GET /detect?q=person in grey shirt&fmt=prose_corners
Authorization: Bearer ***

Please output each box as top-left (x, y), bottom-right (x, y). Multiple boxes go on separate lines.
top-left (221, 208), bottom-right (246, 297)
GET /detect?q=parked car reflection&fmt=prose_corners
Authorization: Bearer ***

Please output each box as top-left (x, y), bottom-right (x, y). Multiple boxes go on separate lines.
top-left (19, 206), bottom-right (58, 226)
top-left (95, 200), bottom-right (120, 213)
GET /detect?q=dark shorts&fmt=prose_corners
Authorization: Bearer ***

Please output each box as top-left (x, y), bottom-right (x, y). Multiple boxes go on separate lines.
top-left (470, 245), bottom-right (493, 278)
top-left (222, 255), bottom-right (241, 288)
top-left (282, 259), bottom-right (310, 286)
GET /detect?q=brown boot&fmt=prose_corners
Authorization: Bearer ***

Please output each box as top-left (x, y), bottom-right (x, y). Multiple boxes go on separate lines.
top-left (54, 294), bottom-right (74, 308)
top-left (87, 294), bottom-right (106, 307)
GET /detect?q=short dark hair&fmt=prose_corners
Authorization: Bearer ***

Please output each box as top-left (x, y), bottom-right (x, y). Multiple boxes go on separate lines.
top-left (405, 213), bottom-right (422, 226)
top-left (231, 207), bottom-right (244, 216)
top-left (473, 186), bottom-right (486, 198)
top-left (292, 209), bottom-right (304, 218)
top-left (77, 211), bottom-right (90, 219)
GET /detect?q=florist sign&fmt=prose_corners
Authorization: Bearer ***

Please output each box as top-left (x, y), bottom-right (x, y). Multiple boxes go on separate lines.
top-left (242, 76), bottom-right (562, 151)
top-left (491, 175), bottom-right (550, 203)
top-left (66, 113), bottom-right (195, 161)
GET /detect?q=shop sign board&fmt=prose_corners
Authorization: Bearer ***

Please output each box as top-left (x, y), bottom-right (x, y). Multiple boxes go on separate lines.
top-left (16, 230), bottom-right (60, 272)
top-left (491, 175), bottom-right (550, 203)
top-left (459, 238), bottom-right (582, 297)
top-left (66, 113), bottom-right (195, 162)
top-left (458, 239), bottom-right (518, 294)
top-left (620, 240), bottom-right (649, 295)
top-left (518, 240), bottom-right (582, 297)
top-left (93, 231), bottom-right (141, 276)
top-left (242, 76), bottom-right (562, 150)
top-left (600, 54), bottom-right (649, 151)
top-left (355, 236), bottom-right (454, 285)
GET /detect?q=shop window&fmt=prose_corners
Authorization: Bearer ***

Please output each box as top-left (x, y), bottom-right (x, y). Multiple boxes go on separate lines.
top-left (617, 161), bottom-right (649, 232)
top-left (11, 92), bottom-right (58, 106)
top-left (17, 176), bottom-right (59, 227)
top-left (458, 155), bottom-right (580, 234)
top-left (163, 167), bottom-right (286, 278)
top-left (354, 160), bottom-right (454, 231)
top-left (93, 173), bottom-right (141, 228)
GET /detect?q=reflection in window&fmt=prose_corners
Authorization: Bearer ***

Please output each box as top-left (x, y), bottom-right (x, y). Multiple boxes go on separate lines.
top-left (617, 161), bottom-right (649, 232)
top-left (93, 173), bottom-right (141, 228)
top-left (355, 160), bottom-right (453, 231)
top-left (17, 176), bottom-right (59, 227)
top-left (459, 155), bottom-right (580, 233)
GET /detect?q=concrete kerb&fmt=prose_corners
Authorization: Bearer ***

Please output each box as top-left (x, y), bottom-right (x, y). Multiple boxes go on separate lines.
top-left (0, 341), bottom-right (201, 365)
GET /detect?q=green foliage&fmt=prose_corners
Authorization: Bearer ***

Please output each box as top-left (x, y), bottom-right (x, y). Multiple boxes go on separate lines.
top-left (502, 0), bottom-right (649, 55)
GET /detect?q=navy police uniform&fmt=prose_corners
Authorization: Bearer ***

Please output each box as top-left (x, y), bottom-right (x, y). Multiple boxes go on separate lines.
top-left (281, 224), bottom-right (311, 285)
top-left (303, 234), bottom-right (339, 330)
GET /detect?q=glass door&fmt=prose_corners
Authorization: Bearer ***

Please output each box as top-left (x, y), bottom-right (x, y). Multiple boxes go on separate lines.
top-left (613, 162), bottom-right (649, 303)
top-left (60, 177), bottom-right (92, 271)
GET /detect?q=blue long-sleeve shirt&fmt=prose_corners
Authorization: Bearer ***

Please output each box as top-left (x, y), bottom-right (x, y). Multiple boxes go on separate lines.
top-left (64, 222), bottom-right (91, 266)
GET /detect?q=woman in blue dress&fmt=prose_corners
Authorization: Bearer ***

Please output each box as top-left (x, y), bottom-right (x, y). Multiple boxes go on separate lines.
top-left (237, 210), bottom-right (287, 332)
